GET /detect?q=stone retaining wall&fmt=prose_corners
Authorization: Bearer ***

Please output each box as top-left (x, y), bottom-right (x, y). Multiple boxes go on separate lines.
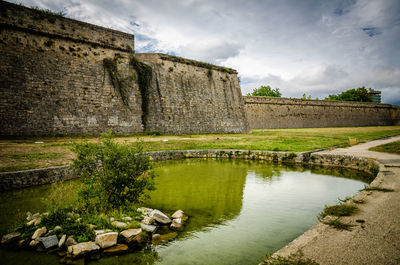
top-left (244, 96), bottom-right (400, 129)
top-left (0, 149), bottom-right (379, 191)
top-left (0, 166), bottom-right (73, 191)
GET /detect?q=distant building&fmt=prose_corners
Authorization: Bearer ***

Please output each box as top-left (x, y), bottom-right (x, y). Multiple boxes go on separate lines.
top-left (367, 88), bottom-right (381, 103)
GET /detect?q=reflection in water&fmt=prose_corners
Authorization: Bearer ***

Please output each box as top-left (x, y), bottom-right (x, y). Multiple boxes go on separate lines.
top-left (148, 160), bottom-right (247, 232)
top-left (0, 159), bottom-right (368, 265)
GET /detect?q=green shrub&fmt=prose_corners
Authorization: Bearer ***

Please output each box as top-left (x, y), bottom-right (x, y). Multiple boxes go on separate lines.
top-left (72, 131), bottom-right (155, 212)
top-left (318, 204), bottom-right (358, 220)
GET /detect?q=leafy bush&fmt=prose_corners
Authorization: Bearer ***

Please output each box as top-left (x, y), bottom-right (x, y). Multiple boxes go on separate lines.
top-left (72, 131), bottom-right (155, 212)
top-left (325, 87), bottom-right (373, 102)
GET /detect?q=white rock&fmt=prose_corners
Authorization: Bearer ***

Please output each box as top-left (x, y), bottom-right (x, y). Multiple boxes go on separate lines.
top-left (58, 234), bottom-right (66, 248)
top-left (171, 210), bottom-right (184, 219)
top-left (149, 209), bottom-right (171, 224)
top-left (26, 211), bottom-right (33, 221)
top-left (27, 219), bottom-right (35, 226)
top-left (170, 218), bottom-right (182, 230)
top-left (32, 213), bottom-right (40, 220)
top-left (32, 227), bottom-right (47, 240)
top-left (109, 217), bottom-right (115, 222)
top-left (120, 228), bottom-right (142, 239)
top-left (137, 207), bottom-right (153, 216)
top-left (141, 216), bottom-right (154, 225)
top-left (94, 229), bottom-right (112, 236)
top-left (140, 223), bottom-right (157, 233)
top-left (95, 232), bottom-right (118, 249)
top-left (67, 242), bottom-right (100, 256)
top-left (1, 232), bottom-right (21, 244)
top-left (54, 226), bottom-right (62, 231)
top-left (29, 240), bottom-right (40, 247)
top-left (112, 221), bottom-right (128, 228)
top-left (122, 216), bottom-right (132, 221)
top-left (33, 218), bottom-right (42, 226)
top-left (65, 236), bottom-right (77, 247)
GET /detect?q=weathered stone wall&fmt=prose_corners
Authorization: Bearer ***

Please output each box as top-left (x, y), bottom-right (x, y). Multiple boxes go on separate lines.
top-left (391, 106), bottom-right (400, 125)
top-left (0, 1), bottom-right (143, 136)
top-left (0, 2), bottom-right (249, 136)
top-left (0, 165), bottom-right (73, 191)
top-left (244, 96), bottom-right (399, 129)
top-left (136, 53), bottom-right (249, 134)
top-left (0, 149), bottom-right (378, 191)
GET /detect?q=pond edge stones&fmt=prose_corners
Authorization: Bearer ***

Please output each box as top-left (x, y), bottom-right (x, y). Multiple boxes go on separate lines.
top-left (1, 232), bottom-right (21, 244)
top-left (68, 242), bottom-right (100, 257)
top-left (95, 232), bottom-right (118, 249)
top-left (37, 235), bottom-right (58, 249)
top-left (32, 227), bottom-right (47, 240)
top-left (149, 209), bottom-right (171, 224)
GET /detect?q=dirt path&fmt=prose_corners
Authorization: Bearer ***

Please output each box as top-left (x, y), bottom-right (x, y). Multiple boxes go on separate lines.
top-left (273, 136), bottom-right (400, 265)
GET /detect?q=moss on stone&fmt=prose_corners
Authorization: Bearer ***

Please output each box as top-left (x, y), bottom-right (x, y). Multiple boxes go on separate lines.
top-left (130, 56), bottom-right (152, 130)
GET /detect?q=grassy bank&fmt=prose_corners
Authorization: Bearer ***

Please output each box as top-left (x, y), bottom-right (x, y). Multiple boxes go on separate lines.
top-left (1, 126), bottom-right (399, 172)
top-left (368, 140), bottom-right (400, 155)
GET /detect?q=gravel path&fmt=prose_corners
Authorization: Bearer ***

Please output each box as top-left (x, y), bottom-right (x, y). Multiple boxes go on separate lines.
top-left (273, 136), bottom-right (400, 265)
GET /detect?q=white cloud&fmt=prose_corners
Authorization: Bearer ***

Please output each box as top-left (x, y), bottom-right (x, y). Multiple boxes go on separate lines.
top-left (10, 0), bottom-right (400, 104)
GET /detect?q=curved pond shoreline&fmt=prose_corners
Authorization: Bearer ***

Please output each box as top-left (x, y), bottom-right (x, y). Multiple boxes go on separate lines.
top-left (270, 135), bottom-right (400, 265)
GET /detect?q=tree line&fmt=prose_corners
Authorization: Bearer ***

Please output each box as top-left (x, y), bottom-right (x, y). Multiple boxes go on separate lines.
top-left (246, 86), bottom-right (376, 102)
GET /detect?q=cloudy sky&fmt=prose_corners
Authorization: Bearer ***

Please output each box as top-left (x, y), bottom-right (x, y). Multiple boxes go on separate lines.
top-left (11, 0), bottom-right (400, 104)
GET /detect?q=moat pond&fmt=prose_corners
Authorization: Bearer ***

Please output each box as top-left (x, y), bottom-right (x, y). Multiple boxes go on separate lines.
top-left (0, 159), bottom-right (371, 265)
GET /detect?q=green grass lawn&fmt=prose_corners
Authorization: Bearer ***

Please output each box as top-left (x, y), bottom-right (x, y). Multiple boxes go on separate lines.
top-left (369, 140), bottom-right (400, 155)
top-left (1, 126), bottom-right (399, 172)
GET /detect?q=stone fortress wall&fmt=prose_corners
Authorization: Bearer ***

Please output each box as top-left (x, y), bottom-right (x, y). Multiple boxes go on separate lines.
top-left (0, 1), bottom-right (248, 136)
top-left (244, 96), bottom-right (400, 129)
top-left (0, 1), bottom-right (398, 136)
top-left (0, 1), bottom-right (143, 136)
top-left (136, 53), bottom-right (248, 134)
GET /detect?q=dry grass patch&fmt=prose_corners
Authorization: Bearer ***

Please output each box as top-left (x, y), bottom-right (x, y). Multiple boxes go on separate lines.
top-left (1, 126), bottom-right (399, 172)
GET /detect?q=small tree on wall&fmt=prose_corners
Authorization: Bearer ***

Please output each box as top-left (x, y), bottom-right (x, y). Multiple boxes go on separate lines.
top-left (247, 86), bottom-right (282, 97)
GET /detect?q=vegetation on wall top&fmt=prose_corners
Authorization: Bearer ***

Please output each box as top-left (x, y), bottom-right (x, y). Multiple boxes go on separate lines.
top-left (247, 86), bottom-right (282, 97)
top-left (159, 54), bottom-right (237, 74)
top-left (29, 5), bottom-right (66, 17)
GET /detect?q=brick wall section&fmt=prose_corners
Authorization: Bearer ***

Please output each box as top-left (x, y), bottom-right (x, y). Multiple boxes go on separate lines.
top-left (136, 53), bottom-right (249, 133)
top-left (244, 96), bottom-right (399, 129)
top-left (0, 1), bottom-right (143, 136)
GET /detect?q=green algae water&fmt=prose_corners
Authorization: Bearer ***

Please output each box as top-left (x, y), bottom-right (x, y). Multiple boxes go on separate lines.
top-left (0, 159), bottom-right (370, 265)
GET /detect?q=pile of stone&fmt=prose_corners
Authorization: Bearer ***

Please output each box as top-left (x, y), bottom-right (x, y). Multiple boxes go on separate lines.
top-left (1, 208), bottom-right (189, 262)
